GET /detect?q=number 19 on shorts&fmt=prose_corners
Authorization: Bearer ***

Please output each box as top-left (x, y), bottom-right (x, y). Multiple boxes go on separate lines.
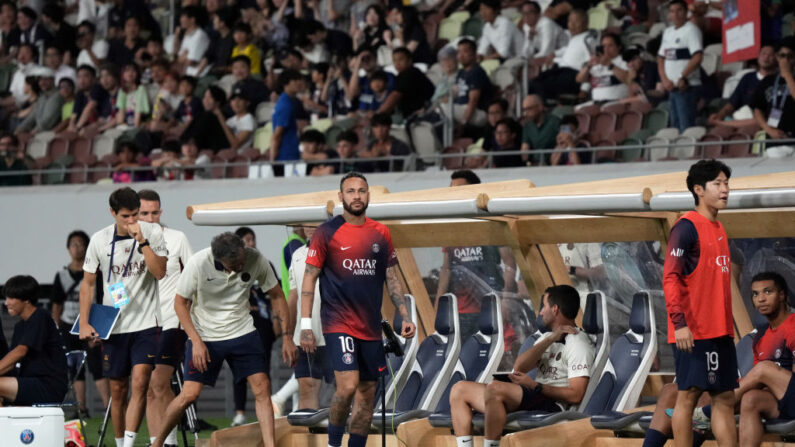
top-left (706, 351), bottom-right (719, 371)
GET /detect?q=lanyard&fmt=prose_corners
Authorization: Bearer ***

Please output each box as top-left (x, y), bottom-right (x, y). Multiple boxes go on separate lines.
top-left (107, 226), bottom-right (138, 283)
top-left (773, 75), bottom-right (789, 110)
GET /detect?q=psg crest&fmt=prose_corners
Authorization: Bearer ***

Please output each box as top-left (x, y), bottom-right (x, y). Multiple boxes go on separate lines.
top-left (20, 429), bottom-right (34, 444)
top-left (342, 352), bottom-right (354, 365)
top-left (372, 243), bottom-right (380, 253)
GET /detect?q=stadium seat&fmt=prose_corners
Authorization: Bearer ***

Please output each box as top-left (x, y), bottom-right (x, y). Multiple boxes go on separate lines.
top-left (67, 162), bottom-right (89, 184)
top-left (725, 132), bottom-right (752, 158)
top-left (617, 111), bottom-right (643, 138)
top-left (587, 6), bottom-right (610, 30)
top-left (438, 18), bottom-right (464, 42)
top-left (624, 32), bottom-right (651, 49)
top-left (380, 295), bottom-right (420, 411)
top-left (648, 22), bottom-right (666, 39)
top-left (47, 136), bottom-right (71, 160)
top-left (752, 130), bottom-right (767, 155)
top-left (682, 126), bottom-right (707, 140)
top-left (255, 101), bottom-right (276, 125)
top-left (575, 113), bottom-right (591, 135)
top-left (701, 44), bottom-right (722, 76)
top-left (642, 109), bottom-right (669, 134)
top-left (90, 162), bottom-right (113, 183)
top-left (593, 140), bottom-right (618, 162)
top-left (722, 68), bottom-right (755, 99)
top-left (480, 59), bottom-right (500, 78)
top-left (698, 134), bottom-right (724, 158)
top-left (575, 103), bottom-right (601, 116)
top-left (492, 67), bottom-right (516, 90)
top-left (668, 135), bottom-right (697, 159)
top-left (600, 102), bottom-right (627, 114)
top-left (253, 126), bottom-right (272, 154)
top-left (216, 74), bottom-right (236, 96)
top-left (627, 100), bottom-right (651, 114)
top-left (448, 11), bottom-right (471, 23)
top-left (645, 136), bottom-right (670, 161)
top-left (589, 112), bottom-right (618, 144)
top-left (216, 148), bottom-right (237, 162)
top-left (227, 156), bottom-right (251, 178)
top-left (409, 121), bottom-right (443, 164)
top-left (618, 138), bottom-right (643, 162)
top-left (372, 293), bottom-right (462, 429)
top-left (463, 16), bottom-right (484, 39)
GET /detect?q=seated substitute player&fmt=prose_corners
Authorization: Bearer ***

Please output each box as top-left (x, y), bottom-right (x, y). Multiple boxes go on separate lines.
top-left (152, 232), bottom-right (297, 447)
top-left (137, 189), bottom-right (194, 447)
top-left (642, 271), bottom-right (794, 447)
top-left (663, 160), bottom-right (735, 447)
top-left (0, 275), bottom-right (68, 406)
top-left (300, 172), bottom-right (417, 447)
top-left (79, 187), bottom-right (167, 447)
top-left (449, 285), bottom-right (594, 447)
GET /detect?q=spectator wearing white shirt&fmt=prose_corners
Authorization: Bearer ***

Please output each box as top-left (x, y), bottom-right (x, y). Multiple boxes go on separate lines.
top-left (8, 43), bottom-right (40, 107)
top-left (77, 0), bottom-right (112, 39)
top-left (527, 9), bottom-right (593, 99)
top-left (477, 0), bottom-right (524, 62)
top-left (519, 1), bottom-right (568, 59)
top-left (75, 20), bottom-right (108, 69)
top-left (575, 33), bottom-right (629, 105)
top-left (218, 87), bottom-right (256, 151)
top-left (173, 6), bottom-right (210, 76)
top-left (44, 45), bottom-right (76, 86)
top-left (657, 0), bottom-right (703, 132)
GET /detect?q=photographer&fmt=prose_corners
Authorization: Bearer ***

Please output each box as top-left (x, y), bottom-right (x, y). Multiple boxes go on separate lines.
top-left (575, 33), bottom-right (629, 105)
top-left (549, 115), bottom-right (589, 166)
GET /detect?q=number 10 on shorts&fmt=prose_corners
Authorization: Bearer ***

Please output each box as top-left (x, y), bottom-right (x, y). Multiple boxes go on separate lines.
top-left (339, 336), bottom-right (355, 365)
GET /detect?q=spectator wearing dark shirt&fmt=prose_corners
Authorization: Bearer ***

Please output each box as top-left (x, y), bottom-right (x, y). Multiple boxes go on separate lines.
top-left (0, 134), bottom-right (32, 186)
top-left (0, 275), bottom-right (67, 406)
top-left (69, 65), bottom-right (102, 131)
top-left (709, 45), bottom-right (777, 128)
top-left (358, 70), bottom-right (392, 116)
top-left (492, 118), bottom-right (524, 167)
top-left (228, 55), bottom-right (270, 113)
top-left (181, 85), bottom-right (232, 152)
top-left (360, 113), bottom-right (412, 172)
top-left (107, 16), bottom-right (146, 70)
top-left (454, 38), bottom-right (493, 128)
top-left (332, 129), bottom-right (366, 173)
top-left (353, 4), bottom-right (392, 54)
top-left (269, 70), bottom-right (306, 176)
top-left (40, 4), bottom-right (78, 62)
top-left (482, 98), bottom-right (509, 152)
top-left (174, 75), bottom-right (204, 129)
top-left (395, 6), bottom-right (434, 65)
top-left (752, 37), bottom-right (795, 148)
top-left (550, 115), bottom-right (591, 165)
top-left (378, 47), bottom-right (434, 118)
top-left (17, 7), bottom-right (51, 50)
top-left (204, 8), bottom-right (236, 76)
top-left (348, 49), bottom-right (395, 113)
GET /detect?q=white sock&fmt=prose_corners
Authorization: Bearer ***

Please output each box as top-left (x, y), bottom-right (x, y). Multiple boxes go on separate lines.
top-left (122, 431), bottom-right (137, 447)
top-left (456, 435), bottom-right (473, 447)
top-left (292, 390), bottom-right (299, 410)
top-left (273, 374), bottom-right (299, 404)
top-left (483, 439), bottom-right (501, 447)
top-left (150, 436), bottom-right (156, 444)
top-left (165, 427), bottom-right (178, 444)
top-left (115, 438), bottom-right (124, 447)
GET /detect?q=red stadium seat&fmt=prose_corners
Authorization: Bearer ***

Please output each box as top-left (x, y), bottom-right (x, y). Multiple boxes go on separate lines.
top-left (627, 100), bottom-right (652, 114)
top-left (227, 156), bottom-right (251, 178)
top-left (725, 133), bottom-right (752, 158)
top-left (90, 162), bottom-right (113, 183)
top-left (600, 102), bottom-right (627, 114)
top-left (71, 137), bottom-right (95, 164)
top-left (210, 157), bottom-right (227, 179)
top-left (617, 111), bottom-right (643, 139)
top-left (575, 113), bottom-right (591, 135)
top-left (47, 137), bottom-right (71, 160)
top-left (216, 148), bottom-right (237, 162)
top-left (697, 134), bottom-right (724, 158)
top-left (589, 112), bottom-right (617, 144)
top-left (67, 162), bottom-right (89, 184)
top-left (577, 103), bottom-right (601, 117)
top-left (441, 146), bottom-right (465, 170)
top-left (593, 140), bottom-right (617, 162)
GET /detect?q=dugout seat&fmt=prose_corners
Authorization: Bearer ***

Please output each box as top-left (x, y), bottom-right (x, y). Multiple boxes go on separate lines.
top-left (426, 293), bottom-right (505, 428)
top-left (371, 293), bottom-right (461, 430)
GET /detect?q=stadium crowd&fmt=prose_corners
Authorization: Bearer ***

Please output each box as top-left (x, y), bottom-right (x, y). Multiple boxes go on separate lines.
top-left (0, 0), bottom-right (793, 185)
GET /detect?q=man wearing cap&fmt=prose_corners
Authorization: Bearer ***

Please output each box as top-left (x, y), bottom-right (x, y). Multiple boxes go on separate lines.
top-left (15, 66), bottom-right (65, 135)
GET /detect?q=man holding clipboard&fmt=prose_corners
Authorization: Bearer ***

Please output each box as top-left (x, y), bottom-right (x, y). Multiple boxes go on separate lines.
top-left (79, 187), bottom-right (167, 447)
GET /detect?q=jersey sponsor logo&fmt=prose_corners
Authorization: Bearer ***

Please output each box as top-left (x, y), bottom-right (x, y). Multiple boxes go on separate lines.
top-left (453, 247), bottom-right (485, 263)
top-left (571, 363), bottom-right (589, 371)
top-left (342, 258), bottom-right (377, 276)
top-left (715, 255), bottom-right (730, 273)
top-left (538, 364), bottom-right (558, 378)
top-left (308, 249), bottom-right (317, 257)
top-left (110, 260), bottom-right (147, 278)
top-left (341, 246), bottom-right (352, 251)
top-left (670, 248), bottom-right (684, 257)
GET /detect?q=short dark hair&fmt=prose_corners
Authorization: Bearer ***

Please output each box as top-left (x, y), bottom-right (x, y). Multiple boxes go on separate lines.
top-left (216, 8), bottom-right (237, 30)
top-left (686, 159), bottom-right (731, 205)
top-left (179, 75), bottom-right (197, 89)
top-left (495, 117), bottom-right (518, 133)
top-left (299, 129), bottom-right (326, 144)
top-left (100, 63), bottom-right (120, 80)
top-left (340, 172), bottom-right (368, 191)
top-left (371, 113), bottom-right (392, 127)
top-left (116, 141), bottom-right (139, 155)
top-left (779, 36), bottom-right (795, 54)
top-left (77, 20), bottom-right (97, 34)
top-left (231, 54), bottom-right (252, 67)
top-left (457, 38), bottom-right (477, 52)
top-left (523, 1), bottom-right (541, 14)
top-left (67, 230), bottom-right (90, 248)
top-left (392, 47), bottom-right (412, 60)
top-left (668, 0), bottom-right (687, 9)
top-left (4, 275), bottom-right (39, 305)
top-left (234, 226), bottom-right (255, 239)
top-left (45, 44), bottom-right (63, 55)
top-left (19, 43), bottom-right (38, 60)
top-left (232, 21), bottom-right (252, 34)
top-left (450, 169), bottom-right (481, 185)
top-left (19, 6), bottom-right (37, 20)
top-left (752, 271), bottom-right (788, 298)
top-left (77, 64), bottom-right (96, 77)
top-left (480, 0), bottom-right (501, 12)
top-left (180, 5), bottom-right (202, 20)
top-left (211, 232), bottom-right (245, 262)
top-left (546, 284), bottom-right (580, 320)
top-left (162, 139), bottom-right (180, 154)
top-left (601, 32), bottom-right (621, 48)
top-left (137, 189), bottom-right (161, 203)
top-left (489, 98), bottom-right (509, 112)
top-left (560, 114), bottom-right (579, 128)
top-left (279, 69), bottom-right (304, 89)
top-left (312, 62), bottom-right (330, 76)
top-left (41, 3), bottom-right (64, 22)
top-left (337, 130), bottom-right (359, 145)
top-left (108, 187), bottom-right (140, 212)
top-left (0, 133), bottom-right (19, 146)
top-left (370, 70), bottom-right (389, 84)
top-left (206, 85), bottom-right (227, 105)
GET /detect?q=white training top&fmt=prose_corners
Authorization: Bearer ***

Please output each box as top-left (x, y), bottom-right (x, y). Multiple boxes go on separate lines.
top-left (589, 56), bottom-right (629, 102)
top-left (555, 31), bottom-right (592, 71)
top-left (176, 247), bottom-right (278, 342)
top-left (558, 242), bottom-right (604, 307)
top-left (179, 28), bottom-right (210, 63)
top-left (159, 227), bottom-right (194, 330)
top-left (478, 15), bottom-right (525, 60)
top-left (83, 222), bottom-right (167, 334)
top-left (534, 328), bottom-right (595, 390)
top-left (658, 21), bottom-right (703, 86)
top-left (523, 16), bottom-right (568, 58)
top-left (288, 244), bottom-right (325, 346)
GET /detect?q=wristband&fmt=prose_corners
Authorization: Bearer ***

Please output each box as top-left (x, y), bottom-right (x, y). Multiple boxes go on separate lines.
top-left (301, 317), bottom-right (312, 330)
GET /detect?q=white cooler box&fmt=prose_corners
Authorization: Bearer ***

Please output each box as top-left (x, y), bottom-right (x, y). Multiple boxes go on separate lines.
top-left (0, 407), bottom-right (64, 446)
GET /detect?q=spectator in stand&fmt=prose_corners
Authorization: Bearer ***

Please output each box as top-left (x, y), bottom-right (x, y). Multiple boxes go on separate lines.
top-left (0, 2), bottom-right (21, 57)
top-left (482, 98), bottom-right (509, 152)
top-left (303, 19), bottom-right (354, 62)
top-left (709, 44), bottom-right (778, 128)
top-left (107, 16), bottom-right (145, 69)
top-left (0, 133), bottom-right (32, 186)
top-left (477, 0), bottom-right (524, 62)
top-left (622, 46), bottom-right (661, 105)
top-left (229, 55), bottom-right (270, 113)
top-left (360, 112), bottom-right (412, 172)
top-left (68, 65), bottom-right (102, 133)
top-left (330, 129), bottom-right (364, 173)
top-left (52, 77), bottom-right (76, 133)
top-left (752, 37), bottom-right (795, 153)
top-left (527, 9), bottom-right (594, 99)
top-left (431, 46), bottom-right (459, 106)
top-left (106, 0), bottom-right (161, 41)
top-left (349, 49), bottom-right (394, 113)
top-left (265, 49), bottom-right (305, 96)
top-left (40, 4), bottom-right (77, 63)
top-left (17, 7), bottom-right (51, 50)
top-left (113, 64), bottom-right (150, 129)
top-left (519, 1), bottom-right (567, 59)
top-left (657, 0), bottom-right (703, 132)
top-left (75, 21), bottom-right (108, 69)
top-left (201, 8), bottom-right (236, 77)
top-left (761, 0), bottom-right (783, 43)
top-left (16, 67), bottom-right (64, 135)
top-left (520, 94), bottom-right (560, 165)
top-left (455, 38), bottom-right (493, 128)
top-left (303, 63), bottom-right (331, 118)
top-left (9, 76), bottom-right (41, 132)
top-left (353, 5), bottom-right (392, 54)
top-left (182, 85), bottom-right (232, 152)
top-left (218, 87), bottom-right (256, 151)
top-left (315, 0), bottom-right (352, 32)
top-left (178, 138), bottom-right (212, 180)
top-left (113, 141), bottom-right (154, 183)
top-left (44, 45), bottom-right (76, 87)
top-left (492, 117), bottom-right (523, 168)
top-left (544, 0), bottom-right (598, 26)
top-left (610, 0), bottom-right (648, 28)
top-left (575, 33), bottom-right (630, 105)
top-left (148, 72), bottom-right (181, 134)
top-left (7, 43), bottom-right (39, 108)
top-left (550, 115), bottom-right (591, 165)
top-left (231, 22), bottom-right (261, 75)
top-left (299, 128), bottom-right (337, 175)
top-left (171, 75), bottom-right (203, 135)
top-left (392, 6), bottom-right (434, 65)
top-left (377, 47), bottom-right (434, 119)
top-left (175, 6), bottom-right (211, 77)
top-left (269, 69), bottom-right (305, 176)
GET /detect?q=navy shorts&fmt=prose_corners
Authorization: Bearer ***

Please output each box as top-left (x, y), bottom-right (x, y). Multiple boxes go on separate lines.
top-left (519, 384), bottom-right (563, 413)
top-left (183, 331), bottom-right (266, 387)
top-left (673, 336), bottom-right (739, 392)
top-left (295, 346), bottom-right (333, 383)
top-left (102, 327), bottom-right (159, 378)
top-left (14, 377), bottom-right (67, 406)
top-left (778, 373), bottom-right (795, 419)
top-left (324, 332), bottom-right (385, 382)
top-left (156, 328), bottom-right (187, 368)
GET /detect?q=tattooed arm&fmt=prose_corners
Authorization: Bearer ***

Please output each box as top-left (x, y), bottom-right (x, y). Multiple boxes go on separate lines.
top-left (300, 264), bottom-right (321, 353)
top-left (268, 283), bottom-right (298, 366)
top-left (386, 265), bottom-right (416, 338)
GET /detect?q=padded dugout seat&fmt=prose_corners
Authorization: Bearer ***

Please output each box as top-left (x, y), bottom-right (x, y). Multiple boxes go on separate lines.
top-left (372, 293), bottom-right (462, 430)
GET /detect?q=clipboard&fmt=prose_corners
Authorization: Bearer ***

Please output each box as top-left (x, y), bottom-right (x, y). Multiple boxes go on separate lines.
top-left (69, 304), bottom-right (121, 340)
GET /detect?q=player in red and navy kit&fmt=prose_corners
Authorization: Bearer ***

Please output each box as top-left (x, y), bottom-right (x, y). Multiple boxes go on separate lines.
top-left (301, 172), bottom-right (416, 447)
top-left (663, 159), bottom-right (735, 447)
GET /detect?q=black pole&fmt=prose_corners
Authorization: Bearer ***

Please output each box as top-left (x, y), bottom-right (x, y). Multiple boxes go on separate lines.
top-left (381, 371), bottom-right (386, 447)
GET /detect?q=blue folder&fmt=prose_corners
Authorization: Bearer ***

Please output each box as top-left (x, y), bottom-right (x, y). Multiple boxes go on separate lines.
top-left (69, 304), bottom-right (121, 340)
